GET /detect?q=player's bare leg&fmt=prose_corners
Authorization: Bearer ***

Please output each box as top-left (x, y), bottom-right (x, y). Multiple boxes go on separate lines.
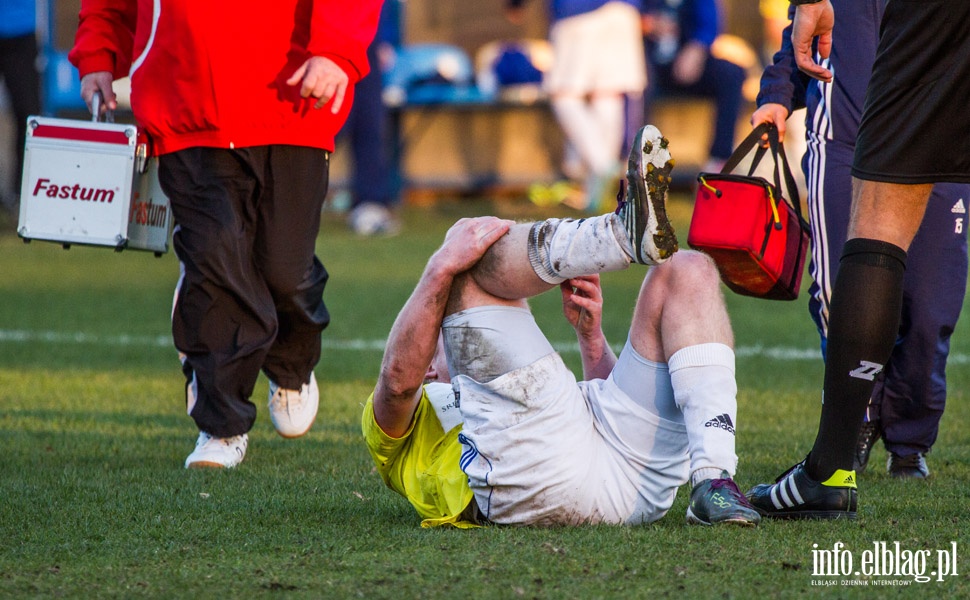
top-left (630, 251), bottom-right (759, 526)
top-left (747, 179), bottom-right (932, 519)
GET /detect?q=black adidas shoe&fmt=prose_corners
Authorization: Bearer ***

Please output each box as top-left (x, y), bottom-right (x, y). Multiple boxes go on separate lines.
top-left (887, 452), bottom-right (930, 479)
top-left (746, 462), bottom-right (857, 520)
top-left (616, 124), bottom-right (678, 265)
top-left (686, 475), bottom-right (761, 527)
top-left (853, 419), bottom-right (881, 473)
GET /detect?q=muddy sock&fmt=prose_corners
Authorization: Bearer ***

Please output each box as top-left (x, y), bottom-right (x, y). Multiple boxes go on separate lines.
top-left (527, 214), bottom-right (631, 284)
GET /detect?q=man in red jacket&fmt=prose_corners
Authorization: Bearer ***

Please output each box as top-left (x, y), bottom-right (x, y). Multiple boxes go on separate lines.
top-left (69, 0), bottom-right (383, 468)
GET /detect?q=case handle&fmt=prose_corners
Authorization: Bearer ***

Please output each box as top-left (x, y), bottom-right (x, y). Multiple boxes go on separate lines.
top-left (90, 91), bottom-right (115, 124)
top-left (719, 122), bottom-right (803, 222)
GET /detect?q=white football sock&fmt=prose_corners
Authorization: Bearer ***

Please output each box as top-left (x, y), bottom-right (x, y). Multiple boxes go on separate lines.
top-left (668, 343), bottom-right (739, 482)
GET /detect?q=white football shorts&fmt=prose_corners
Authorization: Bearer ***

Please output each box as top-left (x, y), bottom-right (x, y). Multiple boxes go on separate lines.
top-left (442, 306), bottom-right (689, 526)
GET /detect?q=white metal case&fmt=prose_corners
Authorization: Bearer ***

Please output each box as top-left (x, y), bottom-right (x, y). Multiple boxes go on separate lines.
top-left (18, 115), bottom-right (172, 255)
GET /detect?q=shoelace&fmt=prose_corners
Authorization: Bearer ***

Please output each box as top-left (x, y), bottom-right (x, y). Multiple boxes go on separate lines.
top-left (272, 388), bottom-right (302, 412)
top-left (856, 421), bottom-right (880, 454)
top-left (613, 179), bottom-right (628, 214)
top-left (709, 478), bottom-right (756, 507)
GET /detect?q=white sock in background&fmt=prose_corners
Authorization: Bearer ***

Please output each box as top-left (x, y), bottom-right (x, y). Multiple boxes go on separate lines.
top-left (589, 93), bottom-right (625, 172)
top-left (552, 95), bottom-right (619, 178)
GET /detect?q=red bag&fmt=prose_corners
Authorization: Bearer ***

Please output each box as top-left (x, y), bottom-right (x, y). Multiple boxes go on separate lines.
top-left (687, 123), bottom-right (810, 301)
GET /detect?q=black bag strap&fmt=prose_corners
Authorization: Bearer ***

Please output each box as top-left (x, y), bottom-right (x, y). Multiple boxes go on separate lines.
top-left (720, 123), bottom-right (805, 223)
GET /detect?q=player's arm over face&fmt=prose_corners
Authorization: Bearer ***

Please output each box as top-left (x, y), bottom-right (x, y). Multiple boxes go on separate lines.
top-left (372, 217), bottom-right (514, 437)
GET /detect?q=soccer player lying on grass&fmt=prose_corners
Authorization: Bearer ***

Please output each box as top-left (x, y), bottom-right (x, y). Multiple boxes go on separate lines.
top-left (362, 125), bottom-right (760, 527)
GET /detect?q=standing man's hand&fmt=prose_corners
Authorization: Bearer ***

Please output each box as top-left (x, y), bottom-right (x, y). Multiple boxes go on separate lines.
top-left (791, 0), bottom-right (834, 82)
top-left (751, 103), bottom-right (790, 144)
top-left (287, 56), bottom-right (350, 113)
top-left (80, 71), bottom-right (117, 118)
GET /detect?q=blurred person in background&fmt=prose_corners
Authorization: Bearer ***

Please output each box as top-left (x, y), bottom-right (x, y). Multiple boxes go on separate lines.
top-left (507, 0), bottom-right (647, 211)
top-left (0, 0), bottom-right (42, 214)
top-left (343, 1), bottom-right (402, 237)
top-left (641, 0), bottom-right (744, 173)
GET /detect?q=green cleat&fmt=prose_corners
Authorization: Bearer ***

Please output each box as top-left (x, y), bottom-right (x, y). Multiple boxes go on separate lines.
top-left (687, 475), bottom-right (761, 527)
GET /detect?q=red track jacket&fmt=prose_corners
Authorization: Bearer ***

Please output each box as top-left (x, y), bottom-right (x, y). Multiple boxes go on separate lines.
top-left (69, 0), bottom-right (383, 155)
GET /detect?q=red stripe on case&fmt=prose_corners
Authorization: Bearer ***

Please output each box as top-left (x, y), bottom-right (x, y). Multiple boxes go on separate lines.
top-left (32, 124), bottom-right (131, 145)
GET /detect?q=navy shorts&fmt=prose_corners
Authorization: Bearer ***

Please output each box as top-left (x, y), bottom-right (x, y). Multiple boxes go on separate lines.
top-left (853, 0), bottom-right (970, 184)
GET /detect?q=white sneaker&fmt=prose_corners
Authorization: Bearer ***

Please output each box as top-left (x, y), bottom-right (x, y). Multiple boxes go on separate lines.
top-left (349, 202), bottom-right (401, 236)
top-left (268, 372), bottom-right (319, 438)
top-left (184, 431), bottom-right (248, 469)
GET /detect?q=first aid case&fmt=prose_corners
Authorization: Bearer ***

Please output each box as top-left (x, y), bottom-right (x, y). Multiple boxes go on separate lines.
top-left (687, 123), bottom-right (809, 301)
top-left (17, 106), bottom-right (172, 255)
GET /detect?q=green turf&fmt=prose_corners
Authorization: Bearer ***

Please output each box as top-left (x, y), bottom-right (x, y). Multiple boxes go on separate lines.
top-left (1, 195), bottom-right (967, 598)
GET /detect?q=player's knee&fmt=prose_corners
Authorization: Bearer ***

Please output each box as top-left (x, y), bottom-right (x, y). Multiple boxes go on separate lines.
top-left (659, 250), bottom-right (721, 295)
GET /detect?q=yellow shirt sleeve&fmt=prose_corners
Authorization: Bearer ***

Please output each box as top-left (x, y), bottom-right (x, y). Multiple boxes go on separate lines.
top-left (361, 389), bottom-right (479, 528)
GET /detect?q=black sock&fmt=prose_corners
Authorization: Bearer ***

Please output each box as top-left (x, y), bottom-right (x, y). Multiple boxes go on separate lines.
top-left (805, 238), bottom-right (906, 481)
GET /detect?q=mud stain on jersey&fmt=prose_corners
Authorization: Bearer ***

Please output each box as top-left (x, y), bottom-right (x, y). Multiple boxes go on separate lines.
top-left (443, 324), bottom-right (508, 384)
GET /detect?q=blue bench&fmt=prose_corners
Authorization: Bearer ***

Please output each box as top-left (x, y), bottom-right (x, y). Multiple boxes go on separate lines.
top-left (382, 43), bottom-right (556, 194)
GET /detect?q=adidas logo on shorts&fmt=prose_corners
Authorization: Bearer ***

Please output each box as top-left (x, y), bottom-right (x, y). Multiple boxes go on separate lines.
top-left (704, 413), bottom-right (735, 435)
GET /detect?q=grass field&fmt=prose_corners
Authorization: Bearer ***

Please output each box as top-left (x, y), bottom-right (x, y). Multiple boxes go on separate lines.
top-left (1, 194), bottom-right (968, 598)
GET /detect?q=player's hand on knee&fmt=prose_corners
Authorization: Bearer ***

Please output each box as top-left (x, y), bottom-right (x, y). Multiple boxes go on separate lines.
top-left (435, 217), bottom-right (514, 275)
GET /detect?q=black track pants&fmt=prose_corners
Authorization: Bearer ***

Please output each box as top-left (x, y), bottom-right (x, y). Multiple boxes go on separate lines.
top-left (160, 145), bottom-right (331, 437)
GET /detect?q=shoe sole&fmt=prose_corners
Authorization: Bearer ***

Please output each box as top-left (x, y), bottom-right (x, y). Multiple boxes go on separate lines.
top-left (186, 460), bottom-right (235, 469)
top-left (270, 406), bottom-right (316, 438)
top-left (757, 510), bottom-right (857, 521)
top-left (685, 507), bottom-right (760, 527)
top-left (626, 125), bottom-right (678, 264)
top-left (888, 470), bottom-right (930, 479)
top-left (272, 400), bottom-right (318, 438)
top-left (276, 424), bottom-right (314, 439)
top-left (887, 454), bottom-right (930, 479)
top-left (272, 410), bottom-right (317, 438)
